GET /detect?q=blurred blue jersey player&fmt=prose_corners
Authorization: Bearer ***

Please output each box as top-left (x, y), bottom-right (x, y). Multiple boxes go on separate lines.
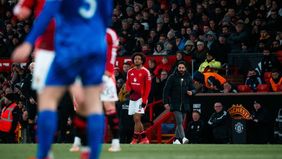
top-left (12, 0), bottom-right (113, 159)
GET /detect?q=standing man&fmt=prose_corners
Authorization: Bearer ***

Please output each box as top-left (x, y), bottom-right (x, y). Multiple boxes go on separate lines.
top-left (126, 52), bottom-right (151, 144)
top-left (12, 1), bottom-right (113, 159)
top-left (0, 93), bottom-right (21, 143)
top-left (208, 102), bottom-right (230, 144)
top-left (163, 61), bottom-right (196, 144)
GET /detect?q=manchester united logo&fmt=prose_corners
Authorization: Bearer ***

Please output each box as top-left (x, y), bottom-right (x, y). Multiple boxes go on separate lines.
top-left (228, 104), bottom-right (251, 120)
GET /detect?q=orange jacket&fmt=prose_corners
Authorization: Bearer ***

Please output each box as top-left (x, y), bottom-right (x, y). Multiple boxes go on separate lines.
top-left (0, 103), bottom-right (17, 133)
top-left (269, 77), bottom-right (282, 92)
top-left (203, 72), bottom-right (227, 89)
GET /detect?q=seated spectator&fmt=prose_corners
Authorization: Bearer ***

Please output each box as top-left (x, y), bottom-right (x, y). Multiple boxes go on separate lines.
top-left (154, 56), bottom-right (172, 78)
top-left (186, 111), bottom-right (206, 144)
top-left (183, 40), bottom-right (195, 56)
top-left (255, 47), bottom-right (281, 78)
top-left (269, 68), bottom-right (282, 92)
top-left (175, 32), bottom-right (187, 51)
top-left (192, 41), bottom-right (209, 72)
top-left (198, 52), bottom-right (222, 73)
top-left (221, 82), bottom-right (238, 93)
top-left (153, 42), bottom-right (167, 55)
top-left (121, 61), bottom-right (131, 81)
top-left (245, 68), bottom-right (262, 92)
top-left (208, 102), bottom-right (231, 144)
top-left (171, 51), bottom-right (184, 73)
top-left (147, 58), bottom-right (157, 75)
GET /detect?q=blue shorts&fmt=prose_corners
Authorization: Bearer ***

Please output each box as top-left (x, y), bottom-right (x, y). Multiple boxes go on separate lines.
top-left (45, 52), bottom-right (106, 86)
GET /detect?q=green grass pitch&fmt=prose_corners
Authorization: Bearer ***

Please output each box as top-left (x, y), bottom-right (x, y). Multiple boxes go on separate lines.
top-left (0, 144), bottom-right (281, 159)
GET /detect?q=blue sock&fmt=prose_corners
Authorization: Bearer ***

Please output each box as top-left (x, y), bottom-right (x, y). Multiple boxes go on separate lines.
top-left (36, 110), bottom-right (57, 159)
top-left (87, 114), bottom-right (105, 159)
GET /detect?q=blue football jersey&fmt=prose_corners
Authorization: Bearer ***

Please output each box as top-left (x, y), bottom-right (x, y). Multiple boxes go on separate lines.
top-left (27, 0), bottom-right (113, 57)
top-left (25, 0), bottom-right (113, 86)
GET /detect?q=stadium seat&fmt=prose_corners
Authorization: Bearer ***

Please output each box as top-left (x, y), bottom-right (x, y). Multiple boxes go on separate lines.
top-left (263, 72), bottom-right (272, 84)
top-left (237, 85), bottom-right (252, 92)
top-left (276, 84), bottom-right (282, 92)
top-left (256, 84), bottom-right (270, 92)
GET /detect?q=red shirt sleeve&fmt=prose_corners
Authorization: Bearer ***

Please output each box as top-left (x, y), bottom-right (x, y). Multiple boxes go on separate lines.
top-left (125, 69), bottom-right (131, 92)
top-left (142, 68), bottom-right (152, 104)
top-left (22, 0), bottom-right (35, 9)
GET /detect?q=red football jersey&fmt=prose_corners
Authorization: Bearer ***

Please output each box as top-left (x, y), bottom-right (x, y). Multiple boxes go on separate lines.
top-left (105, 28), bottom-right (119, 76)
top-left (16, 0), bottom-right (55, 50)
top-left (126, 67), bottom-right (151, 104)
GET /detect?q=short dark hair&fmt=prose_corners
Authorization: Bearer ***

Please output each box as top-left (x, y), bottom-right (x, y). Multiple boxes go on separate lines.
top-left (177, 60), bottom-right (187, 68)
top-left (131, 52), bottom-right (146, 64)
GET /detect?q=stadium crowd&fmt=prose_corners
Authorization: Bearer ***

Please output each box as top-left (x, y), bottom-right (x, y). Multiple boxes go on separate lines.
top-left (0, 0), bottom-right (282, 144)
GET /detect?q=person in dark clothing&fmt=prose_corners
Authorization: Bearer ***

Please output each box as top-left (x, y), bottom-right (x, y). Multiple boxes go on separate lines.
top-left (208, 102), bottom-right (231, 144)
top-left (163, 61), bottom-right (196, 144)
top-left (249, 100), bottom-right (271, 144)
top-left (186, 110), bottom-right (206, 144)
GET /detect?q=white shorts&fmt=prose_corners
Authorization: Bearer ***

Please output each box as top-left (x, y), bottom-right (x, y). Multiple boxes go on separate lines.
top-left (32, 49), bottom-right (55, 92)
top-left (100, 75), bottom-right (118, 102)
top-left (128, 98), bottom-right (144, 115)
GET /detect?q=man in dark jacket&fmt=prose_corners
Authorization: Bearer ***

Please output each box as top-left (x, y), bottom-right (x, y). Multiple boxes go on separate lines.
top-left (208, 102), bottom-right (231, 144)
top-left (163, 61), bottom-right (196, 144)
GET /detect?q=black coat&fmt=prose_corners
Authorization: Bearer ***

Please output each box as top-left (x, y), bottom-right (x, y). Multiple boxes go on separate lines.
top-left (208, 110), bottom-right (230, 142)
top-left (163, 71), bottom-right (195, 112)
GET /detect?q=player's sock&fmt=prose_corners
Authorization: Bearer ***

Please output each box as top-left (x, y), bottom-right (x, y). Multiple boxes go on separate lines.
top-left (140, 131), bottom-right (147, 139)
top-left (73, 113), bottom-right (87, 146)
top-left (37, 110), bottom-right (57, 159)
top-left (87, 114), bottom-right (104, 159)
top-left (107, 112), bottom-right (120, 140)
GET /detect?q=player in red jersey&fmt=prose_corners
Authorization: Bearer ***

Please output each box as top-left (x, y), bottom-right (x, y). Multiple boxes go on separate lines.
top-left (13, 0), bottom-right (55, 92)
top-left (69, 28), bottom-right (121, 153)
top-left (126, 52), bottom-right (151, 144)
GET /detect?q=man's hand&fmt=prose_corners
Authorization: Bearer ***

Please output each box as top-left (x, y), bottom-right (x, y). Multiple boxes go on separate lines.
top-left (11, 42), bottom-right (32, 62)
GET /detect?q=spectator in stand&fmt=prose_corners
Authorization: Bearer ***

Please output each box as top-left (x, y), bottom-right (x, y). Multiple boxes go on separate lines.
top-left (163, 61), bottom-right (196, 144)
top-left (153, 42), bottom-right (167, 55)
top-left (114, 67), bottom-right (123, 84)
top-left (147, 29), bottom-right (159, 52)
top-left (121, 61), bottom-right (131, 81)
top-left (147, 58), bottom-right (157, 74)
top-left (186, 110), bottom-right (206, 144)
top-left (221, 82), bottom-right (238, 93)
top-left (198, 52), bottom-right (222, 73)
top-left (255, 47), bottom-right (281, 78)
top-left (266, 9), bottom-right (282, 31)
top-left (212, 34), bottom-right (230, 66)
top-left (249, 100), bottom-right (271, 144)
top-left (228, 21), bottom-right (250, 54)
top-left (208, 102), bottom-right (231, 144)
top-left (269, 68), bottom-right (282, 92)
top-left (205, 31), bottom-right (218, 51)
top-left (183, 40), bottom-right (195, 56)
top-left (245, 68), bottom-right (263, 92)
top-left (175, 31), bottom-right (187, 51)
top-left (152, 70), bottom-right (168, 118)
top-left (171, 51), bottom-right (184, 73)
top-left (192, 41), bottom-right (209, 73)
top-left (154, 56), bottom-right (172, 78)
